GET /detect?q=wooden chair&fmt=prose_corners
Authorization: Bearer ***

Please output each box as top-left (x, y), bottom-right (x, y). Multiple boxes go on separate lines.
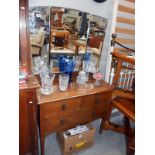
top-left (100, 51), bottom-right (135, 155)
top-left (50, 30), bottom-right (70, 48)
top-left (31, 34), bottom-right (45, 56)
top-left (30, 27), bottom-right (45, 56)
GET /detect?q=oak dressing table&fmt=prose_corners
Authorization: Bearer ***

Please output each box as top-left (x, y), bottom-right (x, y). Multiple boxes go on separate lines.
top-left (36, 79), bottom-right (114, 155)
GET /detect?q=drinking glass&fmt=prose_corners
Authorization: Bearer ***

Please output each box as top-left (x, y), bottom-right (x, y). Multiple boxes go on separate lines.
top-left (59, 74), bottom-right (69, 91)
top-left (40, 73), bottom-right (55, 95)
top-left (40, 64), bottom-right (50, 80)
top-left (76, 71), bottom-right (87, 85)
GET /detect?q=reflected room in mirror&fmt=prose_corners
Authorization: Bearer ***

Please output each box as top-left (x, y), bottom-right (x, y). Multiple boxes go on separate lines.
top-left (29, 6), bottom-right (50, 60)
top-left (50, 7), bottom-right (90, 68)
top-left (88, 15), bottom-right (107, 58)
top-left (28, 6), bottom-right (108, 73)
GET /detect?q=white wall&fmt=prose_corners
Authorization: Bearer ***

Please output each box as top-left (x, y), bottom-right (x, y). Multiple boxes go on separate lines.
top-left (29, 0), bottom-right (113, 19)
top-left (29, 0), bottom-right (118, 81)
top-left (99, 0), bottom-right (119, 81)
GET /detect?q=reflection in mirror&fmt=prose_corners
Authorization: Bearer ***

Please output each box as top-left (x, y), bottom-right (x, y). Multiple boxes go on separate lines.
top-left (49, 7), bottom-right (90, 68)
top-left (28, 6), bottom-right (108, 74)
top-left (29, 6), bottom-right (50, 65)
top-left (87, 14), bottom-right (107, 60)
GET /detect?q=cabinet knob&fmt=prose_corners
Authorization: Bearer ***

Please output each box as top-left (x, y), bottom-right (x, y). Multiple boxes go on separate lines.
top-left (61, 104), bottom-right (66, 111)
top-left (29, 101), bottom-right (33, 104)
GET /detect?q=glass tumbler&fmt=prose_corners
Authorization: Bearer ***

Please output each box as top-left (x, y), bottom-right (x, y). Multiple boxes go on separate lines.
top-left (59, 74), bottom-right (69, 91)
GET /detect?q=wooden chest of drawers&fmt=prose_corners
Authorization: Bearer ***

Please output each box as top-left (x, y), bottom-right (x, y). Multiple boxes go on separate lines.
top-left (37, 81), bottom-right (114, 155)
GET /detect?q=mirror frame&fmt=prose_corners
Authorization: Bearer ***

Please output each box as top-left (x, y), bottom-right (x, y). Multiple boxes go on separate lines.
top-left (19, 0), bottom-right (32, 73)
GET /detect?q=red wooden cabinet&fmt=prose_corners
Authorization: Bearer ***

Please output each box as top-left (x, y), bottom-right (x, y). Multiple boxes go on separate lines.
top-left (19, 0), bottom-right (39, 154)
top-left (19, 76), bottom-right (40, 155)
top-left (19, 88), bottom-right (38, 155)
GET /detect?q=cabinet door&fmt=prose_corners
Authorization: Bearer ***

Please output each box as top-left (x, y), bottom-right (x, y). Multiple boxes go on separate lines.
top-left (19, 89), bottom-right (38, 155)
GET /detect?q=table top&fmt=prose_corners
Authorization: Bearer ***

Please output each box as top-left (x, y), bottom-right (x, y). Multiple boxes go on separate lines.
top-left (36, 80), bottom-right (114, 104)
top-left (19, 75), bottom-right (40, 91)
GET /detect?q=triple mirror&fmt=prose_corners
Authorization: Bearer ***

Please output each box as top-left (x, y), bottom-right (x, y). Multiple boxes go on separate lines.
top-left (29, 6), bottom-right (108, 70)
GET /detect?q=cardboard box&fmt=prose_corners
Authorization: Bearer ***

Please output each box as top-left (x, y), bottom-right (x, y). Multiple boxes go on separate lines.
top-left (57, 124), bottom-right (96, 155)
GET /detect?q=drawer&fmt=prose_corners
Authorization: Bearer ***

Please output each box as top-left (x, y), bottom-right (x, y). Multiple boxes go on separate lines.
top-left (83, 107), bottom-right (106, 121)
top-left (95, 92), bottom-right (112, 109)
top-left (82, 92), bottom-right (111, 109)
top-left (82, 107), bottom-right (93, 121)
top-left (82, 95), bottom-right (95, 108)
top-left (44, 109), bottom-right (83, 133)
top-left (42, 97), bottom-right (82, 117)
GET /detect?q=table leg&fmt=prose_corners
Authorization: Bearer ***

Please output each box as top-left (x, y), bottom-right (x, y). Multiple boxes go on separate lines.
top-left (40, 133), bottom-right (45, 155)
top-left (39, 106), bottom-right (45, 155)
top-left (99, 118), bottom-right (104, 134)
top-left (99, 101), bottom-right (113, 133)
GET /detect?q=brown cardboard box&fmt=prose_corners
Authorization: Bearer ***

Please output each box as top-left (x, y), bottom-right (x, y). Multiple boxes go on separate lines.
top-left (57, 124), bottom-right (96, 155)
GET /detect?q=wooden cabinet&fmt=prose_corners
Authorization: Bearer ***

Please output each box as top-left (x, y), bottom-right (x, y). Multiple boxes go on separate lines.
top-left (37, 80), bottom-right (114, 155)
top-left (19, 76), bottom-right (40, 155)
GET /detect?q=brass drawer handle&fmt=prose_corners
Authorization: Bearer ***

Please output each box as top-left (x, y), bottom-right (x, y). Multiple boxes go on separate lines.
top-left (61, 104), bottom-right (66, 111)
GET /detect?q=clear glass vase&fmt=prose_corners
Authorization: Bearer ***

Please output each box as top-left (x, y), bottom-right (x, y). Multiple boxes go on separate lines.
top-left (40, 73), bottom-right (55, 95)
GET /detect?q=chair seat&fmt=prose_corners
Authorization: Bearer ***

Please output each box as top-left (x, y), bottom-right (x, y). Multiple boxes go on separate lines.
top-left (91, 48), bottom-right (100, 56)
top-left (111, 97), bottom-right (135, 122)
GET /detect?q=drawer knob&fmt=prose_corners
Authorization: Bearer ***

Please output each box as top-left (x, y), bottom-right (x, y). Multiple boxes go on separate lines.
top-left (96, 98), bottom-right (100, 104)
top-left (61, 104), bottom-right (66, 111)
top-left (92, 112), bottom-right (96, 117)
top-left (60, 119), bottom-right (65, 125)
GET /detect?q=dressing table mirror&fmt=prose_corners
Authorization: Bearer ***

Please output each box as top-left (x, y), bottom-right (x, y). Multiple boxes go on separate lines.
top-left (28, 6), bottom-right (108, 73)
top-left (20, 2), bottom-right (112, 155)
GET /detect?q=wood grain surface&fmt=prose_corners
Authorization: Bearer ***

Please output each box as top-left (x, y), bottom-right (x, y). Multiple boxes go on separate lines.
top-left (37, 80), bottom-right (114, 104)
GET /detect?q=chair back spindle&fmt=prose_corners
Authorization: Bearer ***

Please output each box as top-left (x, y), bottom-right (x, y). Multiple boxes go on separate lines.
top-left (109, 52), bottom-right (135, 93)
